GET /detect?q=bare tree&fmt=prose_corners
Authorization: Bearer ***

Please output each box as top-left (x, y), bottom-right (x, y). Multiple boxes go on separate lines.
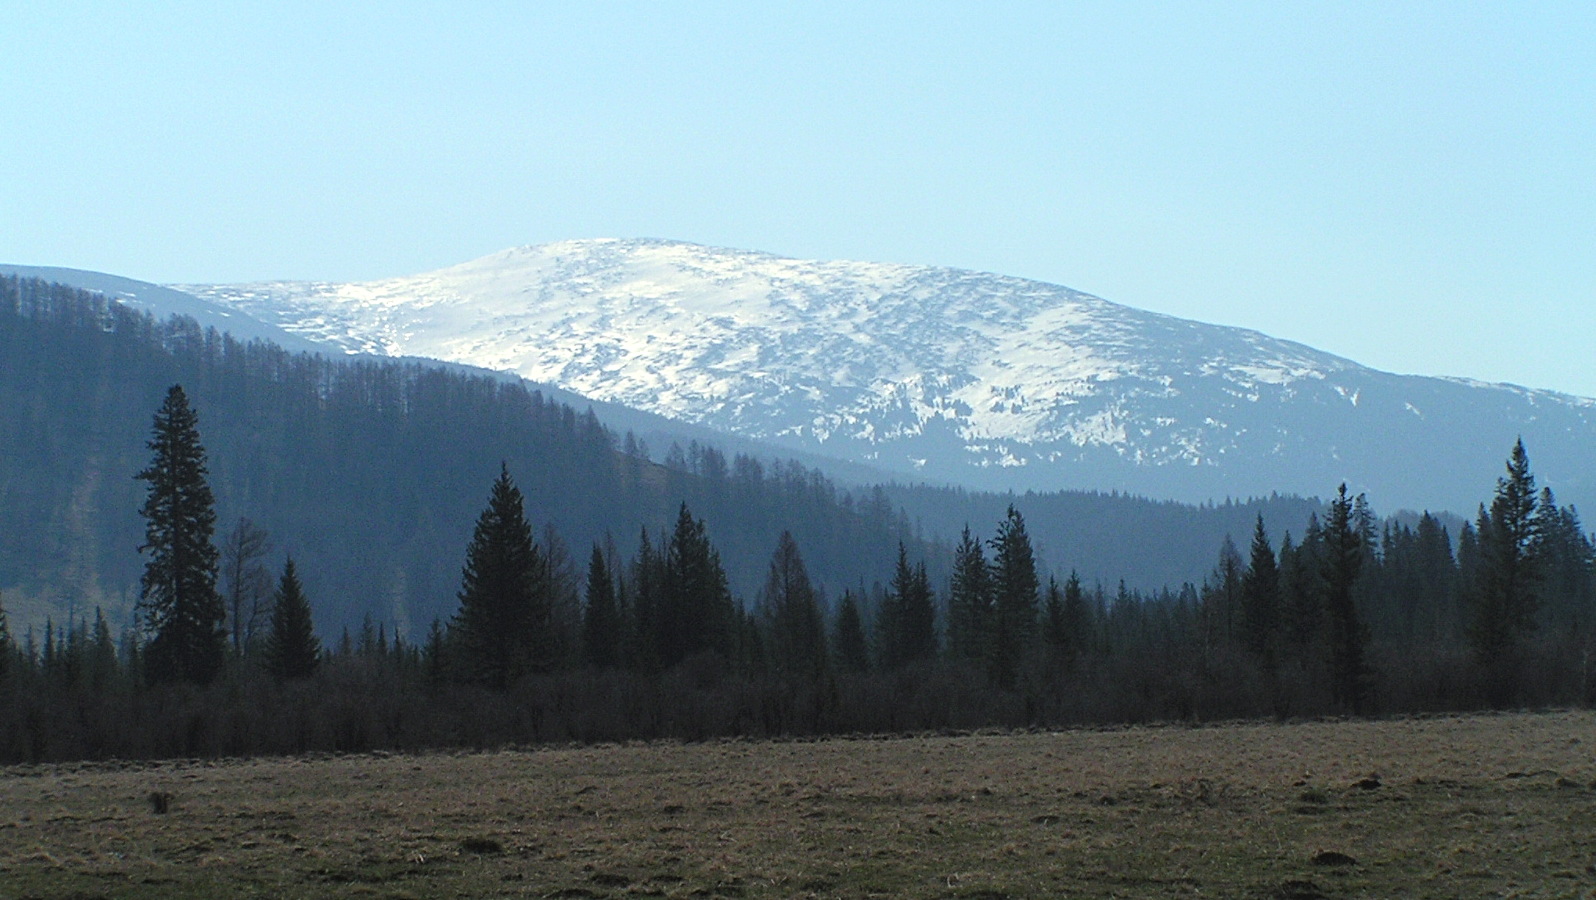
top-left (220, 517), bottom-right (274, 655)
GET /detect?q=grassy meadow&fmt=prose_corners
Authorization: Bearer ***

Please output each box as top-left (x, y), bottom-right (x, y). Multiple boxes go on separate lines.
top-left (2, 710), bottom-right (1593, 899)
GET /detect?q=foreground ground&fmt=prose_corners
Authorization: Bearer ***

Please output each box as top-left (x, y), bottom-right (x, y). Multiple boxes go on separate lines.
top-left (1, 711), bottom-right (1593, 899)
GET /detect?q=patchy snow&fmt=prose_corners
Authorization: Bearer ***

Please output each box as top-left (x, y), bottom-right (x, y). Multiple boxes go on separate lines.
top-left (170, 238), bottom-right (1596, 497)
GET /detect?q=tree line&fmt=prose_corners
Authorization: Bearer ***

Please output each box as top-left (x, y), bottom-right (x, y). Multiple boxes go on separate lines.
top-left (0, 375), bottom-right (1591, 762)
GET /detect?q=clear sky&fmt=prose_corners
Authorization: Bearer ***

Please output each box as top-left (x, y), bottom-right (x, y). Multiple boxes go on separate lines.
top-left (4, 3), bottom-right (1593, 395)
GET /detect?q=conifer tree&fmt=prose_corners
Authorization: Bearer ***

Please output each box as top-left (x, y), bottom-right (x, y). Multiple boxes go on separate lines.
top-left (1412, 512), bottom-right (1459, 642)
top-left (1202, 536), bottom-right (1244, 650)
top-left (423, 618), bottom-right (450, 685)
top-left (832, 590), bottom-right (871, 673)
top-left (452, 464), bottom-right (551, 688)
top-left (947, 526), bottom-right (993, 663)
top-left (628, 527), bottom-right (664, 672)
top-left (1042, 571), bottom-right (1091, 670)
top-left (1467, 439), bottom-right (1543, 669)
top-left (136, 384), bottom-right (226, 685)
top-left (880, 543), bottom-right (937, 669)
top-left (1042, 576), bottom-right (1067, 661)
top-left (263, 557), bottom-right (320, 680)
top-left (1240, 515), bottom-right (1281, 665)
top-left (661, 503), bottom-right (735, 666)
top-left (761, 531), bottom-right (828, 679)
top-left (1322, 485), bottom-right (1371, 713)
top-left (1279, 520), bottom-right (1324, 652)
top-left (582, 544), bottom-right (621, 669)
top-left (87, 608), bottom-right (118, 690)
top-left (1534, 491), bottom-right (1595, 634)
top-left (989, 506), bottom-right (1040, 688)
top-left (1062, 571), bottom-right (1091, 657)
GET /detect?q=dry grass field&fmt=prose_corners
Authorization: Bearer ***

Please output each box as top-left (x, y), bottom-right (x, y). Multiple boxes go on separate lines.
top-left (2, 710), bottom-right (1594, 899)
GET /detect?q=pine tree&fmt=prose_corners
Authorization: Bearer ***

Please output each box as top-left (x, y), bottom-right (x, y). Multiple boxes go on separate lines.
top-left (1467, 439), bottom-right (1543, 671)
top-left (832, 590), bottom-right (871, 673)
top-left (1322, 485), bottom-right (1371, 713)
top-left (1280, 519), bottom-right (1324, 652)
top-left (1202, 536), bottom-right (1244, 651)
top-left (423, 618), bottom-right (450, 685)
top-left (1412, 512), bottom-right (1459, 642)
top-left (880, 543), bottom-right (936, 669)
top-left (628, 527), bottom-right (665, 672)
top-left (1240, 515), bottom-right (1281, 665)
top-left (88, 608), bottom-right (118, 690)
top-left (582, 544), bottom-right (621, 669)
top-left (263, 557), bottom-right (320, 680)
top-left (761, 531), bottom-right (828, 679)
top-left (452, 464), bottom-right (551, 688)
top-left (947, 526), bottom-right (993, 664)
top-left (989, 506), bottom-right (1040, 689)
top-left (661, 503), bottom-right (735, 667)
top-left (136, 384), bottom-right (227, 685)
top-left (1535, 491), bottom-right (1595, 634)
top-left (1042, 577), bottom-right (1067, 663)
top-left (1062, 572), bottom-right (1090, 659)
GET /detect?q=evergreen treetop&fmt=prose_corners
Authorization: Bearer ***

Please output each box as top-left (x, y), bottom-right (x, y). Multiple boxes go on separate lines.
top-left (988, 506), bottom-right (1040, 688)
top-left (582, 544), bottom-right (621, 670)
top-left (264, 557), bottom-right (321, 680)
top-left (136, 384), bottom-right (226, 685)
top-left (452, 463), bottom-right (551, 688)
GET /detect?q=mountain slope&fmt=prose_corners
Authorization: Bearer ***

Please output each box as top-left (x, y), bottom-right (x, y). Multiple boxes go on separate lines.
top-left (0, 265), bottom-right (327, 355)
top-left (0, 275), bottom-right (926, 637)
top-left (174, 239), bottom-right (1595, 513)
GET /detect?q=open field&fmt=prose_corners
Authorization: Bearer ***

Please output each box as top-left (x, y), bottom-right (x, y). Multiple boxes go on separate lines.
top-left (2, 711), bottom-right (1594, 899)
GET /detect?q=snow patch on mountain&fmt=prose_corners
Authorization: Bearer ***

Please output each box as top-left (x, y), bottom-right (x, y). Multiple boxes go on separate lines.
top-left (174, 238), bottom-right (1596, 511)
top-left (176, 239), bottom-right (1355, 456)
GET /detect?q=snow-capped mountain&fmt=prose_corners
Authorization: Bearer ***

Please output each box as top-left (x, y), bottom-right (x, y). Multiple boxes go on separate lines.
top-left (174, 239), bottom-right (1596, 514)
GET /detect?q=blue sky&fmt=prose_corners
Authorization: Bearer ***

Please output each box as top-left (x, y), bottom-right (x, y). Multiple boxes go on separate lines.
top-left (4, 3), bottom-right (1593, 395)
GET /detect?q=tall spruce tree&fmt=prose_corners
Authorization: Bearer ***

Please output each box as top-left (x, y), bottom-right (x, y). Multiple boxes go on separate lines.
top-left (1042, 577), bottom-right (1067, 664)
top-left (761, 531), bottom-right (828, 679)
top-left (989, 506), bottom-right (1040, 689)
top-left (1535, 491), bottom-right (1595, 635)
top-left (1240, 515), bottom-right (1281, 665)
top-left (947, 526), bottom-right (993, 664)
top-left (1467, 439), bottom-right (1543, 671)
top-left (582, 544), bottom-right (621, 669)
top-left (832, 590), bottom-right (871, 673)
top-left (1322, 485), bottom-right (1371, 713)
top-left (628, 527), bottom-right (665, 672)
top-left (136, 385), bottom-right (227, 685)
top-left (1280, 519), bottom-right (1324, 652)
top-left (452, 464), bottom-right (551, 688)
top-left (880, 543), bottom-right (937, 669)
top-left (661, 503), bottom-right (735, 666)
top-left (263, 557), bottom-right (321, 680)
top-left (1062, 572), bottom-right (1091, 662)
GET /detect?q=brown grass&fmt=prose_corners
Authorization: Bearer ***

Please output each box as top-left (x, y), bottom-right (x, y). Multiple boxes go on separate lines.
top-left (2, 710), bottom-right (1594, 898)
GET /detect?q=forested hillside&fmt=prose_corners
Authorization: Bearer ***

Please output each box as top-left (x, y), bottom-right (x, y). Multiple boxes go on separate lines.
top-left (0, 276), bottom-right (915, 636)
top-left (0, 275), bottom-right (1326, 637)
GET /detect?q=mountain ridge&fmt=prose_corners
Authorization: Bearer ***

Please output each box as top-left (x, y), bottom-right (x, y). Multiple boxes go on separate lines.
top-left (162, 238), bottom-right (1594, 514)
